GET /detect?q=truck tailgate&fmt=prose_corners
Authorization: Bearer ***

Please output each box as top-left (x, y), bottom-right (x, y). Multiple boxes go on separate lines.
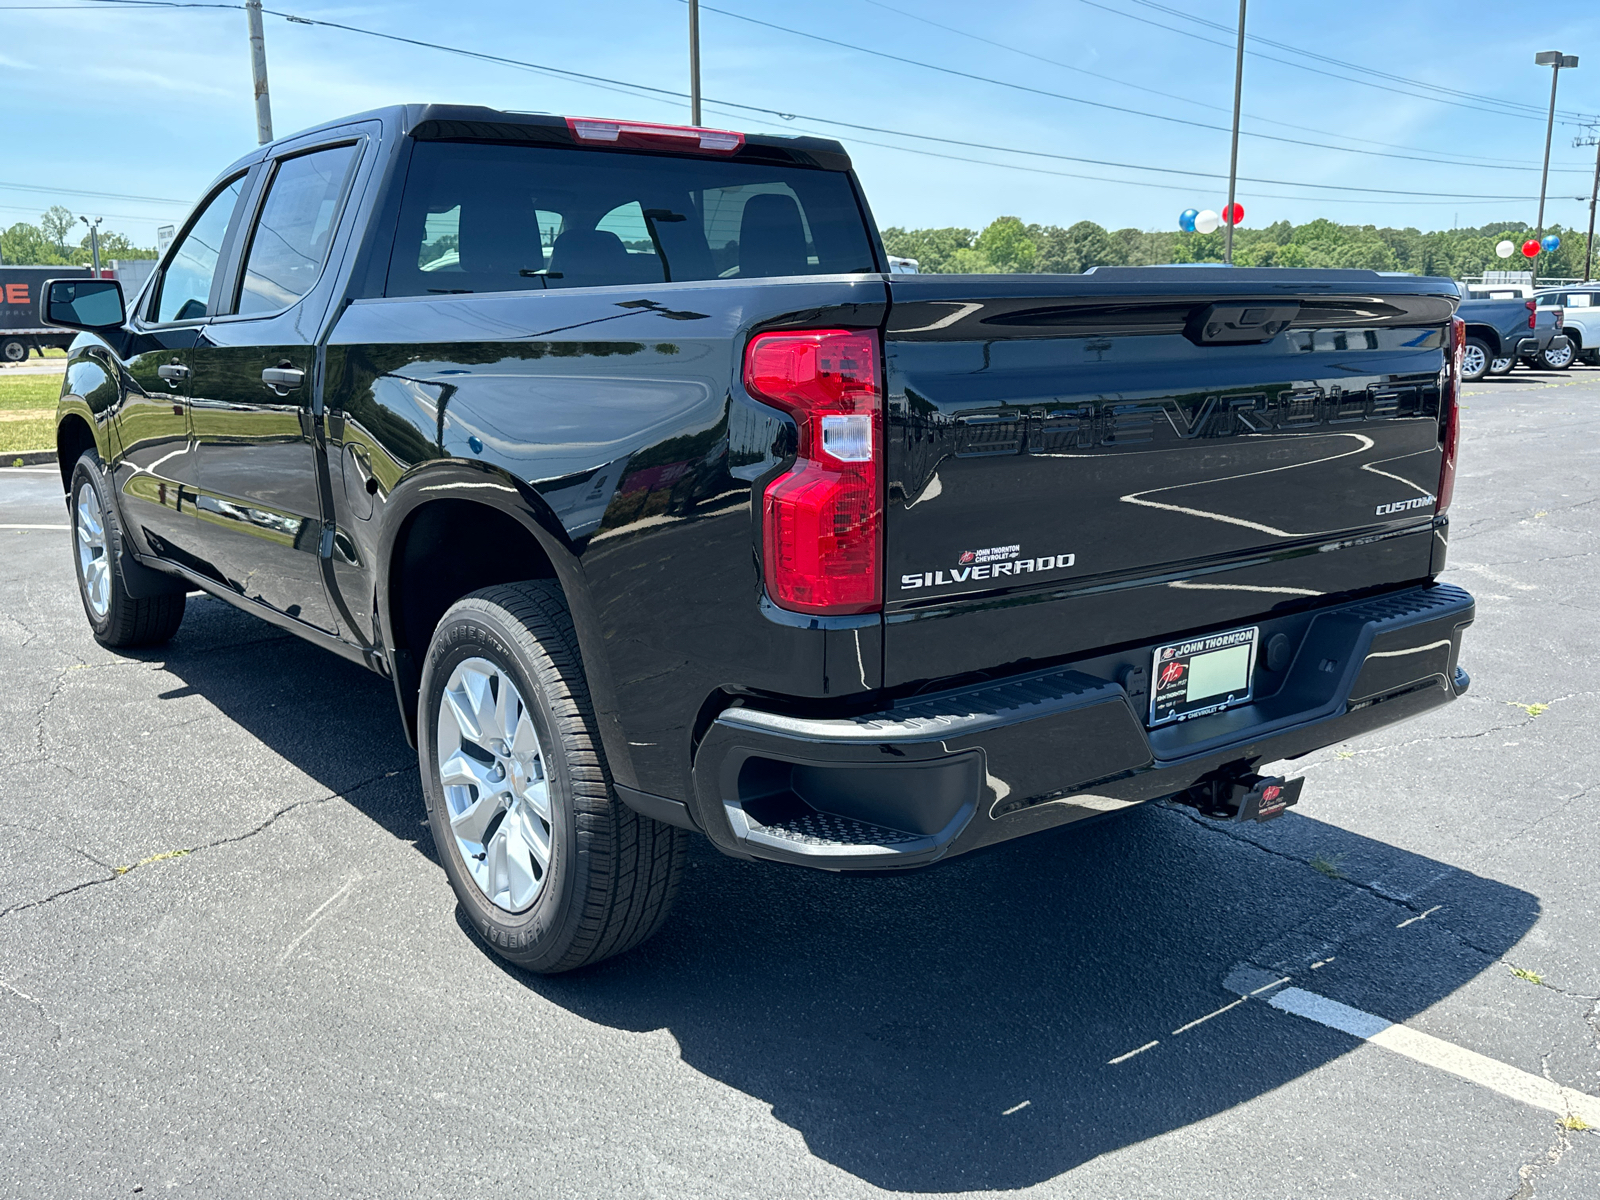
top-left (882, 269), bottom-right (1458, 688)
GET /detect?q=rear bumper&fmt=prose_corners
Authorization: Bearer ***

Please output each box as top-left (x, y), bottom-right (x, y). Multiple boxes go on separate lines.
top-left (689, 583), bottom-right (1474, 870)
top-left (1517, 333), bottom-right (1568, 357)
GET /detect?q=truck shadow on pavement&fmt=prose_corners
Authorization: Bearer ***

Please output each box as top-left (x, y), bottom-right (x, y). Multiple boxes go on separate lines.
top-left (523, 799), bottom-right (1538, 1192)
top-left (153, 599), bottom-right (1538, 1193)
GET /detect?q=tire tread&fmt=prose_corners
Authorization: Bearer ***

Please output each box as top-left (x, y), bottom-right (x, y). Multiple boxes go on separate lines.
top-left (444, 581), bottom-right (686, 972)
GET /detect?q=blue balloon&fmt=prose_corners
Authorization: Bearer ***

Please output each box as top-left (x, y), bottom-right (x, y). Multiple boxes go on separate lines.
top-left (1179, 208), bottom-right (1199, 233)
top-left (1542, 234), bottom-right (1561, 252)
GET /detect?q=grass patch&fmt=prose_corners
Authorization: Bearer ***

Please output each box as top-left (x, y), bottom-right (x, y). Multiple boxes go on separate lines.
top-left (1558, 1114), bottom-right (1590, 1131)
top-left (1508, 964), bottom-right (1544, 985)
top-left (1507, 701), bottom-right (1550, 717)
top-left (0, 373), bottom-right (60, 454)
top-left (1310, 853), bottom-right (1347, 879)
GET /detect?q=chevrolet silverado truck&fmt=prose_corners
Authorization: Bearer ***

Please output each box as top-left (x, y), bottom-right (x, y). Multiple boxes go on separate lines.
top-left (1456, 290), bottom-right (1567, 380)
top-left (43, 105), bottom-right (1474, 972)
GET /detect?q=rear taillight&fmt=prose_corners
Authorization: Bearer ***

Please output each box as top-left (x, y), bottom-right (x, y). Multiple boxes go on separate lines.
top-left (1556, 307), bottom-right (1565, 328)
top-left (1527, 299), bottom-right (1537, 330)
top-left (1438, 315), bottom-right (1464, 516)
top-left (745, 329), bottom-right (882, 615)
top-left (565, 117), bottom-right (744, 154)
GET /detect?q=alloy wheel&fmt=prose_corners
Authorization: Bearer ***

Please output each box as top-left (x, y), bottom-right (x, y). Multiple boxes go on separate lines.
top-left (1461, 343), bottom-right (1486, 377)
top-left (1544, 343), bottom-right (1574, 368)
top-left (75, 482), bottom-right (110, 619)
top-left (434, 657), bottom-right (552, 912)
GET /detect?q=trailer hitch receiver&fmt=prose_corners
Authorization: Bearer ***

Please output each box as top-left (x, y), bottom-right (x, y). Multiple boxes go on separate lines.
top-left (1175, 772), bottom-right (1303, 823)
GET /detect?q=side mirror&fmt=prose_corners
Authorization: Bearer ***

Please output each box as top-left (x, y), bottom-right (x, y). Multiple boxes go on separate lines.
top-left (42, 278), bottom-right (125, 333)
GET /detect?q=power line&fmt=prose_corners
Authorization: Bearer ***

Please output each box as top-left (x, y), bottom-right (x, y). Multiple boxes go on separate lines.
top-left (856, 0), bottom-right (1563, 171)
top-left (1079, 0), bottom-right (1596, 127)
top-left (16, 1), bottom-right (1588, 211)
top-left (1123, 0), bottom-right (1591, 122)
top-left (688, 1), bottom-right (1595, 174)
top-left (244, 6), bottom-right (1551, 202)
top-left (0, 180), bottom-right (187, 204)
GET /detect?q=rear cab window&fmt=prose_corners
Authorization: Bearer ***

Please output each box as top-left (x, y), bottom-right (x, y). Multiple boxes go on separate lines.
top-left (387, 140), bottom-right (876, 296)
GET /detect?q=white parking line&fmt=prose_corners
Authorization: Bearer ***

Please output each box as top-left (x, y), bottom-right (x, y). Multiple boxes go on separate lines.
top-left (1270, 987), bottom-right (1600, 1125)
top-left (0, 524), bottom-right (68, 530)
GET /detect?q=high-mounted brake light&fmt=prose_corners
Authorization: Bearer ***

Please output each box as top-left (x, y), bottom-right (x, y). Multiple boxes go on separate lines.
top-left (565, 117), bottom-right (744, 154)
top-left (1438, 315), bottom-right (1464, 516)
top-left (745, 330), bottom-right (882, 615)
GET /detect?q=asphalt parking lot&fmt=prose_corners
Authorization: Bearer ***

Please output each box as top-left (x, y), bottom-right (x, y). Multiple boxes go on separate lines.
top-left (2, 367), bottom-right (1598, 1199)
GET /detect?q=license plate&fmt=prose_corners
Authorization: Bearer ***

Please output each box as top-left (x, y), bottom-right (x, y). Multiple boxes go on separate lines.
top-left (1149, 625), bottom-right (1259, 726)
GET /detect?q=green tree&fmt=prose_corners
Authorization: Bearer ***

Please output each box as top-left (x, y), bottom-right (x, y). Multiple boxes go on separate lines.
top-left (40, 206), bottom-right (76, 257)
top-left (879, 226), bottom-right (975, 273)
top-left (973, 216), bottom-right (1036, 272)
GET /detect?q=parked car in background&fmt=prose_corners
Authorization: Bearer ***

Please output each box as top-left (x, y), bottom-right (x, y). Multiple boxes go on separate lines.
top-left (1455, 290), bottom-right (1568, 380)
top-left (1535, 286), bottom-right (1600, 367)
top-left (1463, 283), bottom-right (1535, 300)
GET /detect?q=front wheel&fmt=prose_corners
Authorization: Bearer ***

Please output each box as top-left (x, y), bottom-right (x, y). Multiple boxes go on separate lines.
top-left (418, 582), bottom-right (688, 973)
top-left (70, 452), bottom-right (186, 647)
top-left (1488, 353), bottom-right (1515, 376)
top-left (1541, 341), bottom-right (1575, 370)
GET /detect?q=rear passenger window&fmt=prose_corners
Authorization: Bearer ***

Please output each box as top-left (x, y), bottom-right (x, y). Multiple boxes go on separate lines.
top-left (1566, 293), bottom-right (1592, 308)
top-left (386, 140), bottom-right (875, 297)
top-left (235, 143), bottom-right (359, 315)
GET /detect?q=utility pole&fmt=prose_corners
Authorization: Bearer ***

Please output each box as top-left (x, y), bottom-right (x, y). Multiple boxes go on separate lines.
top-left (688, 0), bottom-right (702, 126)
top-left (1532, 51), bottom-right (1578, 286)
top-left (80, 216), bottom-right (102, 275)
top-left (245, 0), bottom-right (273, 145)
top-left (1578, 126), bottom-right (1600, 283)
top-left (1223, 0), bottom-right (1246, 265)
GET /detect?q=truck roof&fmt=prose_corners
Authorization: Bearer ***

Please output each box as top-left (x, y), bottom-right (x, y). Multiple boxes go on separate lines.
top-left (214, 103), bottom-right (854, 180)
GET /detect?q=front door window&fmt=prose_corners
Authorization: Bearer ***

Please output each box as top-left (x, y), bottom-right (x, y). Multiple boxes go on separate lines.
top-left (155, 177), bottom-right (244, 324)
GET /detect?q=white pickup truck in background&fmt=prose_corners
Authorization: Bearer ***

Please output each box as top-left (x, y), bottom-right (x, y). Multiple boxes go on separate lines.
top-left (1536, 286), bottom-right (1600, 367)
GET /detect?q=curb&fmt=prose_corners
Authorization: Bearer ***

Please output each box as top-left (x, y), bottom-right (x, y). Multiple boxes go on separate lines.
top-left (3, 450), bottom-right (55, 467)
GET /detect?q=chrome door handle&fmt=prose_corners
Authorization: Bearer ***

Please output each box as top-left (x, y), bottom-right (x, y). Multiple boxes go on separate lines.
top-left (157, 362), bottom-right (190, 384)
top-left (262, 366), bottom-right (305, 391)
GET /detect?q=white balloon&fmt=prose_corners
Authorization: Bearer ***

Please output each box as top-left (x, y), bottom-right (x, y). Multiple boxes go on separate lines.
top-left (1495, 239), bottom-right (1515, 259)
top-left (1194, 209), bottom-right (1221, 234)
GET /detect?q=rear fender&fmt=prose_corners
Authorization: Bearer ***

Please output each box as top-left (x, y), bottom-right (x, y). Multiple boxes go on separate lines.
top-left (374, 459), bottom-right (629, 775)
top-left (1463, 324), bottom-right (1502, 355)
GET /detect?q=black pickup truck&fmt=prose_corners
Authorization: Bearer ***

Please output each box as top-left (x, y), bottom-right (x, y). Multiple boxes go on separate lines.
top-left (44, 105), bottom-right (1474, 972)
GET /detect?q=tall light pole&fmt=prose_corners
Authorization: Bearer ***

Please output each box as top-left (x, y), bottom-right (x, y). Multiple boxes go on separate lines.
top-left (79, 215), bottom-right (102, 276)
top-left (1533, 50), bottom-right (1578, 285)
top-left (245, 0), bottom-right (273, 145)
top-left (1223, 0), bottom-right (1246, 265)
top-left (688, 0), bottom-right (702, 126)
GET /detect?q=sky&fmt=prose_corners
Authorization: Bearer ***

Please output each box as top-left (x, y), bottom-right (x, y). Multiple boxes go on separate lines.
top-left (5, 0), bottom-right (1600, 250)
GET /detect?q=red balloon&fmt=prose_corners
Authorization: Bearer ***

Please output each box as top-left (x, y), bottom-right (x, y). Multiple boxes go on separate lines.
top-left (1522, 239), bottom-right (1541, 258)
top-left (1223, 203), bottom-right (1244, 226)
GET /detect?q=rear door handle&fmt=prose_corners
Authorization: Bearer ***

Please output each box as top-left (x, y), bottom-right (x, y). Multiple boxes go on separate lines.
top-left (262, 366), bottom-right (305, 392)
top-left (157, 363), bottom-right (190, 384)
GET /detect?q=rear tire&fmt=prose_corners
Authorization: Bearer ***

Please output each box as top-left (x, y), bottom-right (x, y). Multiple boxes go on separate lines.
top-left (1540, 341), bottom-right (1575, 370)
top-left (1460, 338), bottom-right (1491, 382)
top-left (1, 339), bottom-right (26, 363)
top-left (69, 452), bottom-right (186, 648)
top-left (1488, 352), bottom-right (1515, 376)
top-left (418, 581), bottom-right (688, 973)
